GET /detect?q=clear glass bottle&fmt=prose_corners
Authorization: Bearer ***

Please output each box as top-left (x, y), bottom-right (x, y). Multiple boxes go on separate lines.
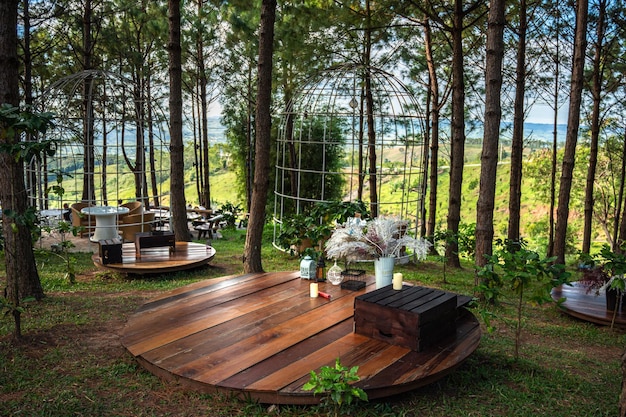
top-left (327, 261), bottom-right (343, 285)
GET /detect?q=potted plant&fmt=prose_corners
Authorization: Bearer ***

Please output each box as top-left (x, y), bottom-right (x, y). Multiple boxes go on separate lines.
top-left (276, 213), bottom-right (319, 255)
top-left (324, 216), bottom-right (431, 288)
top-left (580, 245), bottom-right (626, 312)
top-left (276, 200), bottom-right (369, 256)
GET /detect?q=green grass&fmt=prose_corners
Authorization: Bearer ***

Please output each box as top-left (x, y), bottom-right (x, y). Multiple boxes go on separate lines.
top-left (1, 227), bottom-right (624, 416)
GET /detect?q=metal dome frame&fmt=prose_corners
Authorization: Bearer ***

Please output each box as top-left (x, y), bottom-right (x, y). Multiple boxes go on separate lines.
top-left (273, 63), bottom-right (427, 250)
top-left (27, 70), bottom-right (171, 214)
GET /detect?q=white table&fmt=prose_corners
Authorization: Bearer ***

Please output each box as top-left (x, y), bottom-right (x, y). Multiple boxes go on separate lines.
top-left (81, 206), bottom-right (130, 242)
top-left (40, 209), bottom-right (69, 218)
top-left (40, 209), bottom-right (70, 227)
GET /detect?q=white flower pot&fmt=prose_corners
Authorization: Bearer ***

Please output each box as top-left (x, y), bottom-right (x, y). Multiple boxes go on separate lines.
top-left (374, 256), bottom-right (395, 289)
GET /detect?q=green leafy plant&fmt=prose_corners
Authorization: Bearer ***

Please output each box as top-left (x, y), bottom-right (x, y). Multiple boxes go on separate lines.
top-left (477, 239), bottom-right (570, 359)
top-left (41, 220), bottom-right (80, 284)
top-left (37, 167), bottom-right (81, 283)
top-left (277, 200), bottom-right (369, 256)
top-left (218, 201), bottom-right (242, 228)
top-left (303, 358), bottom-right (368, 416)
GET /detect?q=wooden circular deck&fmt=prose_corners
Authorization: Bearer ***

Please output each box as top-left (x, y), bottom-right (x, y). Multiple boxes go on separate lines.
top-left (120, 271), bottom-right (481, 404)
top-left (551, 282), bottom-right (626, 328)
top-left (92, 242), bottom-right (215, 274)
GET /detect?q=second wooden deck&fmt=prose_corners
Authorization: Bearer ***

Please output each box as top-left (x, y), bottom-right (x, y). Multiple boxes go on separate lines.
top-left (92, 242), bottom-right (215, 274)
top-left (552, 282), bottom-right (626, 328)
top-left (121, 271), bottom-right (481, 404)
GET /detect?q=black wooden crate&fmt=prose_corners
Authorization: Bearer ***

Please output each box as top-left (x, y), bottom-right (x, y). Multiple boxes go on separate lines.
top-left (354, 285), bottom-right (458, 351)
top-left (99, 239), bottom-right (123, 265)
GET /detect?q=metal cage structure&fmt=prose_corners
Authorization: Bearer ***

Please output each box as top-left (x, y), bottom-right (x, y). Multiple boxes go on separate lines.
top-left (26, 70), bottom-right (171, 216)
top-left (273, 63), bottom-right (427, 250)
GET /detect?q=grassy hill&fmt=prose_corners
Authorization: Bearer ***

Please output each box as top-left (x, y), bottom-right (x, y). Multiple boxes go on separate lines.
top-left (191, 141), bottom-right (591, 253)
top-left (52, 139), bottom-right (593, 254)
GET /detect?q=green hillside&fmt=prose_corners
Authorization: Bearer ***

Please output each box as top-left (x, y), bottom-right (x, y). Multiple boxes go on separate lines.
top-left (204, 141), bottom-right (593, 253)
top-left (52, 139), bottom-right (594, 253)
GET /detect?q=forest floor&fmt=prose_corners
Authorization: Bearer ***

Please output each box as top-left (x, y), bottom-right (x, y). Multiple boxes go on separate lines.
top-left (1, 228), bottom-right (624, 416)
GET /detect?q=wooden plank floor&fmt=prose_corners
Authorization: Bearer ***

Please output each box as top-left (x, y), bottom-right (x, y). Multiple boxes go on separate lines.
top-left (552, 282), bottom-right (626, 328)
top-left (121, 271), bottom-right (481, 404)
top-left (92, 242), bottom-right (215, 274)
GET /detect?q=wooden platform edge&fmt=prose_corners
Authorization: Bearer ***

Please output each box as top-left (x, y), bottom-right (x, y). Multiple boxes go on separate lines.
top-left (92, 242), bottom-right (215, 274)
top-left (551, 282), bottom-right (626, 329)
top-left (127, 310), bottom-right (481, 405)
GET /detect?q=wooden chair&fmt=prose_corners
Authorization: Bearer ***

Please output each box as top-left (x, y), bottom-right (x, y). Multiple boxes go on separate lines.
top-left (118, 201), bottom-right (143, 223)
top-left (70, 202), bottom-right (96, 237)
top-left (120, 212), bottom-right (155, 242)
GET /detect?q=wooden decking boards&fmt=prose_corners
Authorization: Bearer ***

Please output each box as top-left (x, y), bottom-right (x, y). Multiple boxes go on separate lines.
top-left (552, 282), bottom-right (626, 328)
top-left (121, 271), bottom-right (481, 404)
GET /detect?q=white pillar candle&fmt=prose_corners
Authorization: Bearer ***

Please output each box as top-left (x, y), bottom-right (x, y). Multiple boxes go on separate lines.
top-left (393, 273), bottom-right (403, 290)
top-left (310, 282), bottom-right (319, 297)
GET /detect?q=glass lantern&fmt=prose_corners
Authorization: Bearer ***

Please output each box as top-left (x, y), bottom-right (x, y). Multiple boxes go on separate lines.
top-left (327, 261), bottom-right (343, 285)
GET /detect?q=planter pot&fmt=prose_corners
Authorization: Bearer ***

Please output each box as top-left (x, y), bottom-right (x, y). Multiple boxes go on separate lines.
top-left (605, 288), bottom-right (625, 312)
top-left (374, 256), bottom-right (395, 289)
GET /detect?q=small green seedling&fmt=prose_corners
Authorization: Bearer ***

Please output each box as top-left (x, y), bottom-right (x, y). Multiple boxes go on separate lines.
top-left (303, 358), bottom-right (368, 416)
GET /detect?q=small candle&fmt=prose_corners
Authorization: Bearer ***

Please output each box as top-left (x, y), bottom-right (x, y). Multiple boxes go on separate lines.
top-left (393, 273), bottom-right (403, 290)
top-left (310, 282), bottom-right (319, 297)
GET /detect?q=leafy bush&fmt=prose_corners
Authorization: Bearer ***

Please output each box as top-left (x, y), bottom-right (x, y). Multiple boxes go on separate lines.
top-left (276, 200), bottom-right (369, 255)
top-left (218, 202), bottom-right (243, 229)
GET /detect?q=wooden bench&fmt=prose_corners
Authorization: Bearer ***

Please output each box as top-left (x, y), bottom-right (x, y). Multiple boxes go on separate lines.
top-left (194, 215), bottom-right (224, 239)
top-left (134, 231), bottom-right (175, 255)
top-left (194, 222), bottom-right (213, 239)
top-left (354, 285), bottom-right (469, 352)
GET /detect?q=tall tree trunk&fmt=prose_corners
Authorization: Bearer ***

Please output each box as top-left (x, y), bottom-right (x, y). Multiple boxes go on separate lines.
top-left (475, 0), bottom-right (505, 269)
top-left (424, 17), bottom-right (439, 243)
top-left (616, 128), bottom-right (626, 251)
top-left (245, 66), bottom-right (254, 213)
top-left (22, 0), bottom-right (38, 208)
top-left (284, 84), bottom-right (298, 197)
top-left (548, 32), bottom-right (560, 257)
top-left (582, 0), bottom-right (606, 254)
top-left (0, 0), bottom-right (45, 341)
top-left (554, 0), bottom-right (588, 265)
top-left (168, 0), bottom-right (189, 241)
top-left (101, 96), bottom-right (108, 204)
top-left (507, 0), bottom-right (527, 244)
top-left (147, 76), bottom-right (158, 207)
top-left (614, 127), bottom-right (626, 251)
top-left (365, 0), bottom-right (378, 218)
top-left (421, 70), bottom-right (430, 239)
top-left (243, 0), bottom-right (276, 273)
top-left (81, 0), bottom-right (96, 202)
top-left (445, 0), bottom-right (466, 268)
top-left (357, 87), bottom-right (365, 201)
top-left (548, 129), bottom-right (558, 255)
top-left (198, 3), bottom-right (211, 208)
top-left (193, 85), bottom-right (201, 203)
